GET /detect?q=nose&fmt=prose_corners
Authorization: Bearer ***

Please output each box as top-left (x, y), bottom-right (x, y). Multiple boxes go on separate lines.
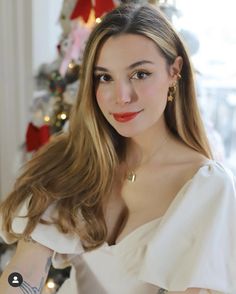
top-left (114, 80), bottom-right (132, 105)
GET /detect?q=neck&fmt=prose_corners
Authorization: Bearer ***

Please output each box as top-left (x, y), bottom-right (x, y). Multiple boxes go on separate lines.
top-left (126, 117), bottom-right (171, 168)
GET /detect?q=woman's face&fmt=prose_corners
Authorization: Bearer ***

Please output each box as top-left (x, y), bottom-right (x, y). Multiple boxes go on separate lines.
top-left (94, 33), bottom-right (181, 138)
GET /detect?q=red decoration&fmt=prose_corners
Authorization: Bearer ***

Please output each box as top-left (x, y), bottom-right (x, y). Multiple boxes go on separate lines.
top-left (94, 0), bottom-right (115, 19)
top-left (70, 0), bottom-right (91, 22)
top-left (70, 0), bottom-right (115, 22)
top-left (26, 123), bottom-right (50, 152)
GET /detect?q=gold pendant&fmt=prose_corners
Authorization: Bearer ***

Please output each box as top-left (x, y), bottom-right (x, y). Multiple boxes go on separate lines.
top-left (127, 171), bottom-right (136, 182)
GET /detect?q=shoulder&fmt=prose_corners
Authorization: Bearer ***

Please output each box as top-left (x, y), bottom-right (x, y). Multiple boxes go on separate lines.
top-left (168, 137), bottom-right (234, 191)
top-left (190, 160), bottom-right (235, 193)
top-left (160, 157), bottom-right (236, 227)
top-left (123, 160), bottom-right (236, 292)
top-left (173, 159), bottom-right (236, 230)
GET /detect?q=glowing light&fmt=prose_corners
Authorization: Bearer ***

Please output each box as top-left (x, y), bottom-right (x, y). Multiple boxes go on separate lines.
top-left (68, 62), bottom-right (74, 69)
top-left (46, 280), bottom-right (56, 289)
top-left (95, 18), bottom-right (101, 24)
top-left (44, 115), bottom-right (50, 122)
top-left (57, 112), bottom-right (67, 120)
top-left (60, 113), bottom-right (67, 120)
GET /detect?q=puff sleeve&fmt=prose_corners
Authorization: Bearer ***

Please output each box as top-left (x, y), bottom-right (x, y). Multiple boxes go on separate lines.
top-left (114, 161), bottom-right (236, 293)
top-left (0, 196), bottom-right (84, 269)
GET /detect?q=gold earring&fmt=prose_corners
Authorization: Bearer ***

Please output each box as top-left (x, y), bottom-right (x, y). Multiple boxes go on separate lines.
top-left (177, 73), bottom-right (182, 80)
top-left (167, 84), bottom-right (177, 102)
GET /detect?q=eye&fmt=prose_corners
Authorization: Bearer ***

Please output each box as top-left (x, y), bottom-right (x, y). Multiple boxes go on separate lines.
top-left (131, 71), bottom-right (151, 80)
top-left (95, 73), bottom-right (112, 83)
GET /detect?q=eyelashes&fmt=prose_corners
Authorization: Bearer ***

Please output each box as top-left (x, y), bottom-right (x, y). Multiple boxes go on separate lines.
top-left (94, 70), bottom-right (152, 84)
top-left (94, 73), bottom-right (112, 83)
top-left (131, 71), bottom-right (151, 80)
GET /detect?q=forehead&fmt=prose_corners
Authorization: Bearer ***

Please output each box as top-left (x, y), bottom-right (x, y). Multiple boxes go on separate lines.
top-left (95, 33), bottom-right (165, 67)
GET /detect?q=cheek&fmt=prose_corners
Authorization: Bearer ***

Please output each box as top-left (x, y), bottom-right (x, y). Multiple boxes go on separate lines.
top-left (135, 78), bottom-right (169, 100)
top-left (96, 86), bottom-right (107, 111)
top-left (95, 87), bottom-right (115, 126)
top-left (96, 86), bottom-right (111, 107)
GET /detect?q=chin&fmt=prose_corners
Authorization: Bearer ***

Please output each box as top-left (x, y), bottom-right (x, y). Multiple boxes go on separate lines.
top-left (112, 125), bottom-right (145, 138)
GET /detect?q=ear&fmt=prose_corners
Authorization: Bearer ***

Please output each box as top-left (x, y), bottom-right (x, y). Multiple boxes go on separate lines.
top-left (169, 56), bottom-right (183, 82)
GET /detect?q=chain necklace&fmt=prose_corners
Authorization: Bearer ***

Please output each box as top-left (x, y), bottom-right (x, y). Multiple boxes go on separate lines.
top-left (126, 136), bottom-right (168, 183)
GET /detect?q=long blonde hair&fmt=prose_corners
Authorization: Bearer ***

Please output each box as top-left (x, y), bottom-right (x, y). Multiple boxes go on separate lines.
top-left (0, 4), bottom-right (212, 250)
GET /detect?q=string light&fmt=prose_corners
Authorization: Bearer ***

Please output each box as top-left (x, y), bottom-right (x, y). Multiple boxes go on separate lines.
top-left (95, 17), bottom-right (101, 23)
top-left (57, 112), bottom-right (67, 120)
top-left (61, 112), bottom-right (67, 120)
top-left (46, 279), bottom-right (56, 289)
top-left (68, 62), bottom-right (74, 69)
top-left (44, 115), bottom-right (50, 123)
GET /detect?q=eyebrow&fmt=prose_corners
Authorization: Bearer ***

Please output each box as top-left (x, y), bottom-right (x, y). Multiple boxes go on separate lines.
top-left (94, 60), bottom-right (154, 72)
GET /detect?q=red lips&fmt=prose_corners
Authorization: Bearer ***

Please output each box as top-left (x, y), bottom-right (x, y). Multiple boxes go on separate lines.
top-left (112, 110), bottom-right (142, 122)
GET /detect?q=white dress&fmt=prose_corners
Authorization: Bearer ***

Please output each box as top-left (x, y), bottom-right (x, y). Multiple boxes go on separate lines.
top-left (1, 160), bottom-right (236, 294)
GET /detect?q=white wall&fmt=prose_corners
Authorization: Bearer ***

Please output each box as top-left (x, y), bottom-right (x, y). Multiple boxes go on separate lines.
top-left (0, 0), bottom-right (63, 199)
top-left (0, 0), bottom-right (33, 199)
top-left (32, 0), bottom-right (63, 74)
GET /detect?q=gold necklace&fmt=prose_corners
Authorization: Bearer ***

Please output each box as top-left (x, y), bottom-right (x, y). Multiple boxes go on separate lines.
top-left (126, 136), bottom-right (168, 183)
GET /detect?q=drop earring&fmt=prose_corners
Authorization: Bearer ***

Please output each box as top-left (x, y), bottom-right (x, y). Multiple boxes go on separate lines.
top-left (167, 84), bottom-right (177, 102)
top-left (167, 73), bottom-right (181, 102)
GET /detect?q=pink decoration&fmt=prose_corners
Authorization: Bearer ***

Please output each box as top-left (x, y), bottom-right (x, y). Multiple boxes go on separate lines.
top-left (59, 23), bottom-right (91, 76)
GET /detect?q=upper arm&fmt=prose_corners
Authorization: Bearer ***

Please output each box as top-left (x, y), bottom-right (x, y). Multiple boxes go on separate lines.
top-left (0, 239), bottom-right (54, 293)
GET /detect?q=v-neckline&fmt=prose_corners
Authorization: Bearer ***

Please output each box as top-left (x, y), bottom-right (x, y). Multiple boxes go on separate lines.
top-left (106, 160), bottom-right (213, 248)
top-left (107, 215), bottom-right (163, 248)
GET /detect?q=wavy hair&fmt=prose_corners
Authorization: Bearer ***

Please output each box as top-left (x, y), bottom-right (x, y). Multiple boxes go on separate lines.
top-left (0, 4), bottom-right (212, 250)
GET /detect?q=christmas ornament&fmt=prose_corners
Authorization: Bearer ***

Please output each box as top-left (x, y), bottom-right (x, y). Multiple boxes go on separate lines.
top-left (94, 0), bottom-right (115, 19)
top-left (26, 123), bottom-right (50, 152)
top-left (49, 71), bottom-right (66, 95)
top-left (50, 97), bottom-right (72, 134)
top-left (65, 60), bottom-right (80, 84)
top-left (70, 0), bottom-right (91, 22)
top-left (70, 0), bottom-right (115, 22)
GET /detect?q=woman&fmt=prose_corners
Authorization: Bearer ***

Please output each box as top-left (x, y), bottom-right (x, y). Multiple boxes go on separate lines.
top-left (0, 3), bottom-right (235, 294)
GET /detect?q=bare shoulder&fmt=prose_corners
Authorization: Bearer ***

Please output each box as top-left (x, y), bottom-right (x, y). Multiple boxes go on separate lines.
top-left (171, 135), bottom-right (210, 165)
top-left (179, 148), bottom-right (209, 169)
top-left (166, 137), bottom-right (211, 183)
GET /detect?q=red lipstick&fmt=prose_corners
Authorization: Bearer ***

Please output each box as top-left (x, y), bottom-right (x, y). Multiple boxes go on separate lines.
top-left (112, 110), bottom-right (142, 122)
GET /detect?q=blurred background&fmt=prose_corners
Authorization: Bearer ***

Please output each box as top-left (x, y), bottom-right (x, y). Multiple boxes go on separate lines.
top-left (0, 0), bottom-right (236, 292)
